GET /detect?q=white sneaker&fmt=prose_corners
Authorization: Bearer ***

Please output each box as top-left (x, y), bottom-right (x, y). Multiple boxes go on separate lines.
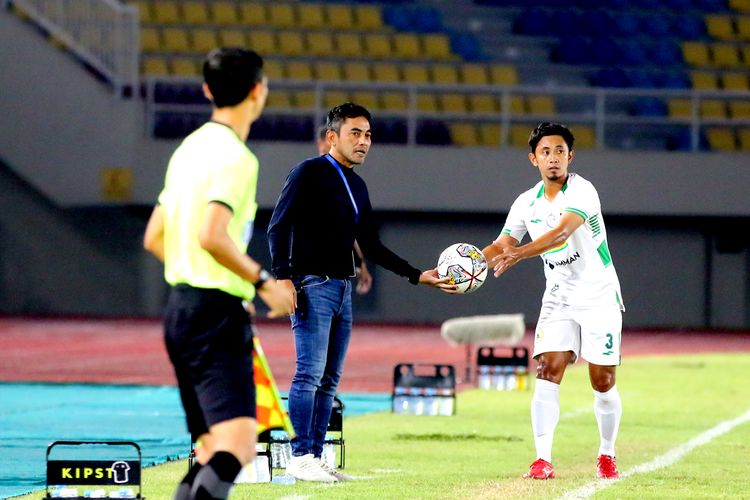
top-left (316, 458), bottom-right (353, 482)
top-left (286, 454), bottom-right (337, 482)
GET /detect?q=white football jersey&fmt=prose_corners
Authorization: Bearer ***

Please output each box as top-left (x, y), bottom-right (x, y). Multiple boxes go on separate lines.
top-left (501, 173), bottom-right (624, 310)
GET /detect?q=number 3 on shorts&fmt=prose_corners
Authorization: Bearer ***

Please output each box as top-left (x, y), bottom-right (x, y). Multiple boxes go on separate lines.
top-left (604, 333), bottom-right (613, 349)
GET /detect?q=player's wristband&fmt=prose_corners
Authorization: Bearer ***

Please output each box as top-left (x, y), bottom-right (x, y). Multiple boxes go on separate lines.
top-left (253, 269), bottom-right (271, 289)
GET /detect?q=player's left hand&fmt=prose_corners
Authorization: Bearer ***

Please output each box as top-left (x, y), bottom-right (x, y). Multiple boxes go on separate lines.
top-left (490, 247), bottom-right (522, 277)
top-left (356, 262), bottom-right (373, 295)
top-left (419, 268), bottom-right (459, 293)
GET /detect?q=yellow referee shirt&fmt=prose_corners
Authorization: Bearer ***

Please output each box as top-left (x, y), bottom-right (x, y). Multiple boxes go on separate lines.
top-left (158, 122), bottom-right (259, 300)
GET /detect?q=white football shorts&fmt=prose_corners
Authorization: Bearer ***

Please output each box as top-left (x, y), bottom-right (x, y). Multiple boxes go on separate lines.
top-left (533, 302), bottom-right (622, 366)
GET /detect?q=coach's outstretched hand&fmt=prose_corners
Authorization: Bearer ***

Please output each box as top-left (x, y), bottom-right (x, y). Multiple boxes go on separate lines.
top-left (419, 268), bottom-right (458, 293)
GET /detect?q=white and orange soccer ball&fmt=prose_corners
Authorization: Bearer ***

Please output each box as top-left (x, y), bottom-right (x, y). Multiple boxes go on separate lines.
top-left (437, 243), bottom-right (488, 294)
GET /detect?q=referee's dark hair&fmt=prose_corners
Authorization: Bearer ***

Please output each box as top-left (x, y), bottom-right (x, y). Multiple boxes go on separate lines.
top-left (528, 122), bottom-right (575, 153)
top-left (326, 102), bottom-right (372, 135)
top-left (203, 48), bottom-right (264, 108)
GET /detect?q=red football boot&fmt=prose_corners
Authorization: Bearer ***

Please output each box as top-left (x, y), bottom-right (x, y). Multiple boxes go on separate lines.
top-left (597, 454), bottom-right (620, 479)
top-left (523, 458), bottom-right (555, 479)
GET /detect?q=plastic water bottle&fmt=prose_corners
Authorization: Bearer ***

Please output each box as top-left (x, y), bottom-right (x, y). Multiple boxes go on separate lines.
top-left (254, 455), bottom-right (271, 483)
top-left (505, 366), bottom-right (518, 390)
top-left (423, 388), bottom-right (438, 416)
top-left (517, 366), bottom-right (528, 390)
top-left (393, 386), bottom-right (409, 414)
top-left (438, 388), bottom-right (454, 416)
top-left (271, 473), bottom-right (296, 485)
top-left (321, 440), bottom-right (336, 468)
top-left (411, 388), bottom-right (425, 415)
top-left (492, 365), bottom-right (506, 390)
top-left (478, 365), bottom-right (491, 389)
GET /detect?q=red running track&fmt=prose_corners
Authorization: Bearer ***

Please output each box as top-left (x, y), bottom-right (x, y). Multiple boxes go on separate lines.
top-left (1, 318), bottom-right (749, 392)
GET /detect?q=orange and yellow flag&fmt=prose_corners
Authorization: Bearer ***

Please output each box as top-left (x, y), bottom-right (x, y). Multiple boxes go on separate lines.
top-left (253, 336), bottom-right (295, 438)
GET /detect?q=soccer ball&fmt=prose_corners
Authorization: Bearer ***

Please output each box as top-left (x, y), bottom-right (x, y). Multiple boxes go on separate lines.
top-left (437, 243), bottom-right (488, 294)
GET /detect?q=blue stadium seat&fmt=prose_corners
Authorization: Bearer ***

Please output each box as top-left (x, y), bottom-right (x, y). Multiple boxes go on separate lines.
top-left (553, 37), bottom-right (592, 65)
top-left (631, 97), bottom-right (667, 116)
top-left (450, 33), bottom-right (484, 61)
top-left (412, 7), bottom-right (443, 33)
top-left (672, 15), bottom-right (705, 39)
top-left (620, 40), bottom-right (648, 66)
top-left (650, 40), bottom-right (681, 66)
top-left (656, 71), bottom-right (690, 89)
top-left (416, 120), bottom-right (451, 145)
top-left (627, 69), bottom-right (658, 88)
top-left (614, 12), bottom-right (641, 37)
top-left (641, 14), bottom-right (672, 37)
top-left (593, 68), bottom-right (630, 88)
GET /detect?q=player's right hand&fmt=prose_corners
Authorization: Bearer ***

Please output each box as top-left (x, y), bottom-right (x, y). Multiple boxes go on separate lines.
top-left (258, 279), bottom-right (296, 318)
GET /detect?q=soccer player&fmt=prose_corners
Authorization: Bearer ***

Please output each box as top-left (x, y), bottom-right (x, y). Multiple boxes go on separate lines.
top-left (143, 48), bottom-right (295, 499)
top-left (268, 103), bottom-right (454, 482)
top-left (482, 122), bottom-right (624, 480)
top-left (316, 124), bottom-right (373, 296)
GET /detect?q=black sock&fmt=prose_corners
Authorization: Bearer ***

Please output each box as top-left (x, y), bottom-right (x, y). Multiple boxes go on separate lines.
top-left (190, 451), bottom-right (242, 500)
top-left (173, 463), bottom-right (202, 500)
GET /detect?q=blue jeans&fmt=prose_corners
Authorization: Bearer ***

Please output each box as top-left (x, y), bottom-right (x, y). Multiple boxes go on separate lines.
top-left (288, 275), bottom-right (352, 457)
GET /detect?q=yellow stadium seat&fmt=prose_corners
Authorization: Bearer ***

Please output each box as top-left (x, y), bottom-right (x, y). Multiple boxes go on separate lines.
top-left (721, 72), bottom-right (749, 90)
top-left (134, 1), bottom-right (153, 23)
top-left (422, 34), bottom-right (454, 60)
top-left (468, 93), bottom-right (499, 114)
top-left (210, 2), bottom-right (237, 26)
top-left (737, 127), bottom-right (750, 150)
top-left (191, 29), bottom-right (218, 54)
top-left (170, 57), bottom-right (199, 76)
top-left (690, 70), bottom-right (719, 89)
top-left (736, 16), bottom-right (750, 40)
top-left (326, 4), bottom-right (354, 30)
top-left (699, 100), bottom-right (725, 119)
top-left (402, 63), bottom-right (429, 83)
top-left (503, 96), bottom-right (525, 115)
top-left (711, 43), bottom-right (741, 67)
top-left (182, 1), bottom-right (209, 24)
top-left (268, 4), bottom-right (295, 29)
top-left (682, 41), bottom-right (710, 66)
top-left (286, 61), bottom-right (313, 81)
top-left (141, 55), bottom-right (168, 75)
top-left (152, 1), bottom-right (180, 24)
top-left (162, 27), bottom-right (191, 54)
top-left (668, 98), bottom-right (693, 118)
top-left (742, 46), bottom-right (750, 67)
top-left (449, 122), bottom-right (478, 146)
top-left (728, 100), bottom-right (750, 119)
top-left (140, 27), bottom-right (161, 52)
top-left (572, 125), bottom-right (596, 149)
top-left (728, 0), bottom-right (750, 12)
top-left (297, 4), bottom-right (325, 29)
top-left (354, 5), bottom-right (384, 31)
top-left (382, 91), bottom-right (408, 111)
top-left (393, 34), bottom-right (422, 59)
top-left (324, 90), bottom-right (350, 109)
top-left (431, 64), bottom-right (459, 84)
top-left (372, 63), bottom-right (401, 82)
top-left (478, 123), bottom-right (502, 146)
top-left (306, 32), bottom-right (334, 57)
top-left (489, 64), bottom-right (519, 85)
top-left (705, 14), bottom-right (735, 40)
top-left (510, 125), bottom-right (531, 148)
top-left (335, 33), bottom-right (364, 58)
top-left (314, 61), bottom-right (342, 81)
top-left (263, 59), bottom-right (284, 80)
top-left (461, 63), bottom-right (489, 85)
top-left (266, 89), bottom-right (293, 109)
top-left (363, 34), bottom-right (392, 59)
top-left (351, 90), bottom-right (381, 110)
top-left (238, 3), bottom-right (267, 27)
top-left (342, 62), bottom-right (370, 81)
top-left (294, 90), bottom-right (316, 109)
top-left (417, 93), bottom-right (439, 113)
top-left (705, 127), bottom-right (736, 150)
top-left (219, 29), bottom-right (246, 47)
top-left (527, 95), bottom-right (557, 115)
top-left (440, 93), bottom-right (468, 113)
top-left (248, 31), bottom-right (276, 55)
top-left (277, 32), bottom-right (305, 57)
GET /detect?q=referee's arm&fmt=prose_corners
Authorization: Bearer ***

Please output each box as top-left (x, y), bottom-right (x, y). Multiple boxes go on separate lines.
top-left (144, 205), bottom-right (165, 262)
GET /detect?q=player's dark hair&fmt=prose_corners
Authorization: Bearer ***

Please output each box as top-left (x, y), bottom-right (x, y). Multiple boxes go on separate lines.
top-left (528, 122), bottom-right (575, 152)
top-left (326, 102), bottom-right (372, 134)
top-left (203, 48), bottom-right (264, 108)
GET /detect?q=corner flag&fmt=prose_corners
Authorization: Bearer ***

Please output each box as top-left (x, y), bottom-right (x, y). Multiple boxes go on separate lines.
top-left (253, 336), bottom-right (295, 438)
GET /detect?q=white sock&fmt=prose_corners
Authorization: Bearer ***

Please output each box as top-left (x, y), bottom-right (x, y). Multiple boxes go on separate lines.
top-left (531, 378), bottom-right (560, 463)
top-left (593, 385), bottom-right (622, 457)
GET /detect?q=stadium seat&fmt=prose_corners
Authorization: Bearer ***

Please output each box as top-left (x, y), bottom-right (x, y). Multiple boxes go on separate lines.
top-left (402, 63), bottom-right (430, 83)
top-left (351, 91), bottom-right (381, 111)
top-left (461, 63), bottom-right (489, 85)
top-left (314, 61), bottom-right (342, 81)
top-left (363, 34), bottom-right (393, 59)
top-left (306, 32), bottom-right (334, 57)
top-left (297, 4), bottom-right (325, 30)
top-left (417, 93), bottom-right (439, 113)
top-left (335, 33), bottom-right (364, 58)
top-left (738, 128), bottom-right (750, 150)
top-left (268, 4), bottom-right (295, 29)
top-left (393, 34), bottom-right (422, 59)
top-left (416, 120), bottom-right (451, 145)
top-left (182, 1), bottom-right (209, 24)
top-left (737, 17), bottom-right (750, 40)
top-left (342, 62), bottom-right (370, 81)
top-left (354, 5), bottom-right (385, 31)
top-left (381, 91), bottom-right (408, 111)
top-left (742, 46), bottom-right (750, 67)
top-left (527, 95), bottom-right (556, 115)
top-left (210, 2), bottom-right (237, 26)
top-left (277, 32), bottom-right (305, 57)
top-left (152, 1), bottom-right (180, 24)
top-left (219, 29), bottom-right (246, 48)
top-left (326, 5), bottom-right (354, 30)
top-left (162, 28), bottom-right (191, 54)
top-left (324, 90), bottom-right (350, 109)
top-left (266, 89), bottom-right (293, 110)
top-left (506, 96), bottom-right (526, 115)
top-left (263, 59), bottom-right (284, 81)
top-left (141, 55), bottom-right (168, 75)
top-left (170, 57), bottom-right (199, 76)
top-left (468, 93), bottom-right (500, 114)
top-left (729, 100), bottom-right (750, 119)
top-left (722, 72), bottom-right (750, 90)
top-left (682, 41), bottom-right (710, 66)
top-left (701, 100), bottom-right (728, 119)
top-left (705, 14), bottom-right (735, 40)
top-left (705, 127), bottom-right (737, 150)
top-left (449, 122), bottom-right (479, 146)
top-left (431, 64), bottom-right (459, 84)
top-left (372, 63), bottom-right (401, 82)
top-left (478, 123), bottom-right (502, 146)
top-left (191, 29), bottom-right (218, 54)
top-left (690, 70), bottom-right (719, 89)
top-left (572, 125), bottom-right (596, 149)
top-left (248, 31), bottom-right (276, 55)
top-left (286, 61), bottom-right (313, 81)
top-left (489, 64), bottom-right (519, 85)
top-left (423, 34), bottom-right (454, 60)
top-left (668, 98), bottom-right (693, 118)
top-left (440, 93), bottom-right (469, 113)
top-left (140, 27), bottom-right (161, 52)
top-left (133, 1), bottom-right (153, 23)
top-left (711, 43), bottom-right (741, 67)
top-left (510, 125), bottom-right (531, 147)
top-left (294, 90), bottom-right (316, 110)
top-left (729, 0), bottom-right (750, 12)
top-left (238, 3), bottom-right (267, 27)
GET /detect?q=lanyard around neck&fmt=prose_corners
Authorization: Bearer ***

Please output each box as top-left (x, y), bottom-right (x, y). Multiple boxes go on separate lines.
top-left (324, 154), bottom-right (359, 224)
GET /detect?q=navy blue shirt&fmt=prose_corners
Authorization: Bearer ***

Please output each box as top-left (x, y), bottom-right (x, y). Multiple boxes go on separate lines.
top-left (268, 155), bottom-right (421, 284)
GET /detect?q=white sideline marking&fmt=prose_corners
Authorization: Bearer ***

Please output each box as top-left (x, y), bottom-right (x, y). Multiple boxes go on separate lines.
top-left (559, 408), bottom-right (750, 499)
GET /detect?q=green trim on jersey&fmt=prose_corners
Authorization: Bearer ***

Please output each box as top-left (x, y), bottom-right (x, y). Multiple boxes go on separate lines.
top-left (563, 207), bottom-right (588, 221)
top-left (597, 240), bottom-right (613, 267)
top-left (561, 179), bottom-right (569, 192)
top-left (502, 228), bottom-right (512, 235)
top-left (589, 213), bottom-right (602, 238)
top-left (535, 185), bottom-right (544, 198)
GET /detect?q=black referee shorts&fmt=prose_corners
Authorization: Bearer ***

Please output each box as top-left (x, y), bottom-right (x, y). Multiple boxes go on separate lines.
top-left (164, 284), bottom-right (256, 441)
